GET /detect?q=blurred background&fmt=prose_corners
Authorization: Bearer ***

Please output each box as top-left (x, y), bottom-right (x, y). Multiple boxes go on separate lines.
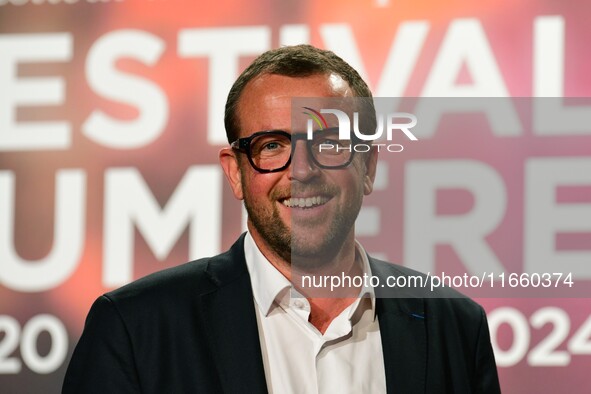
top-left (1, 0), bottom-right (590, 392)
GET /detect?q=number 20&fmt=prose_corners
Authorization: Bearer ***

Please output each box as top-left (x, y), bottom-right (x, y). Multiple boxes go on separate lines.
top-left (0, 314), bottom-right (68, 374)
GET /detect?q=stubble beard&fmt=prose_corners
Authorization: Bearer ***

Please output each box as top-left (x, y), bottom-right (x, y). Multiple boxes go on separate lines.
top-left (244, 194), bottom-right (292, 263)
top-left (243, 183), bottom-right (363, 270)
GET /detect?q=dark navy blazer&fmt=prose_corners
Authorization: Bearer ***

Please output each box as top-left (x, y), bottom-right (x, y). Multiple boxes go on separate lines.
top-left (63, 234), bottom-right (501, 394)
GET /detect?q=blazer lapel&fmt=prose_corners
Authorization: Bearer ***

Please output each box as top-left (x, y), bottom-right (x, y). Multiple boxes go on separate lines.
top-left (199, 235), bottom-right (268, 394)
top-left (371, 259), bottom-right (427, 394)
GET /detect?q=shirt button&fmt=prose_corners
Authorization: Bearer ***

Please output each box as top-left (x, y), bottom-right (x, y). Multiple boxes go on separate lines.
top-left (294, 300), bottom-right (305, 309)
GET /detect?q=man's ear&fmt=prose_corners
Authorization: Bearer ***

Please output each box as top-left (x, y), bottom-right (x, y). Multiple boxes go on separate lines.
top-left (363, 148), bottom-right (379, 195)
top-left (219, 147), bottom-right (244, 200)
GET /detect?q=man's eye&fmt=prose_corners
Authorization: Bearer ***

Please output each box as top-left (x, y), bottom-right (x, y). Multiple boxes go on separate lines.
top-left (317, 138), bottom-right (346, 147)
top-left (262, 141), bottom-right (281, 150)
top-left (320, 139), bottom-right (339, 145)
top-left (256, 140), bottom-right (290, 155)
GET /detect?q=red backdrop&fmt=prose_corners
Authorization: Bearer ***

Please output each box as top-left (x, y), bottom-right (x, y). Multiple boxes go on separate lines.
top-left (1, 0), bottom-right (590, 392)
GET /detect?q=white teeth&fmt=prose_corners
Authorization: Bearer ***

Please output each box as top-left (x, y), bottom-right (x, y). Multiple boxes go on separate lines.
top-left (282, 196), bottom-right (328, 208)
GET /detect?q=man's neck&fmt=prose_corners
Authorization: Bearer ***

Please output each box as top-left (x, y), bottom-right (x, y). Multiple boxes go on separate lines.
top-left (298, 247), bottom-right (364, 334)
top-left (308, 297), bottom-right (358, 334)
top-left (248, 228), bottom-right (364, 333)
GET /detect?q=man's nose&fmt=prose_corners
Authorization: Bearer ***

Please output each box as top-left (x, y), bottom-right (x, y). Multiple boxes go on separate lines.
top-left (289, 140), bottom-right (319, 181)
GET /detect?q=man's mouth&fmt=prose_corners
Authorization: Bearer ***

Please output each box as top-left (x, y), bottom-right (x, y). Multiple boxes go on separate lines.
top-left (281, 196), bottom-right (330, 208)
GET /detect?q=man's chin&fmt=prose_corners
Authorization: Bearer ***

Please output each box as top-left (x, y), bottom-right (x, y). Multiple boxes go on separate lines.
top-left (290, 236), bottom-right (339, 261)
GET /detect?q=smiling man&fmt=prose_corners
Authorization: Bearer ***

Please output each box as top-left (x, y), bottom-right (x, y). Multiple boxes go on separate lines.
top-left (63, 45), bottom-right (501, 394)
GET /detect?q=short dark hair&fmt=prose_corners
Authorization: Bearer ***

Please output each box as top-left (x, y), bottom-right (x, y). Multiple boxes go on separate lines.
top-left (224, 44), bottom-right (374, 143)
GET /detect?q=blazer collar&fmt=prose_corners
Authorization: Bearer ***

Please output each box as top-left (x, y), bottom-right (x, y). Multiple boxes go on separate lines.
top-left (370, 258), bottom-right (427, 394)
top-left (198, 234), bottom-right (268, 394)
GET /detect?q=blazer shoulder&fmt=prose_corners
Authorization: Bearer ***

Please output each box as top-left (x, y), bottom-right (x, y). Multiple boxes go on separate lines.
top-left (106, 257), bottom-right (211, 301)
top-left (104, 234), bottom-right (248, 309)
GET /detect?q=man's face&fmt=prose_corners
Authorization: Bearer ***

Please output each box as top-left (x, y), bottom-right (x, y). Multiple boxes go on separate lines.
top-left (220, 73), bottom-right (377, 267)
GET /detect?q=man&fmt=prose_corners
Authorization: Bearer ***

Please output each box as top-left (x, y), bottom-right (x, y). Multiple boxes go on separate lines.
top-left (63, 45), bottom-right (501, 393)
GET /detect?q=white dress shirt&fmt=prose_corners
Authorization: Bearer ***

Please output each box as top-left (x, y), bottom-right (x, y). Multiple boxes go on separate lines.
top-left (243, 232), bottom-right (387, 394)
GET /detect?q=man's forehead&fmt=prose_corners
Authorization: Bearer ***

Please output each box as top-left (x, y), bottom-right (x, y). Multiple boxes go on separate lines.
top-left (236, 73), bottom-right (352, 136)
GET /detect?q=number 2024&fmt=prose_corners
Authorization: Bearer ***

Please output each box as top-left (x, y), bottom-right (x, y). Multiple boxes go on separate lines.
top-left (489, 306), bottom-right (591, 367)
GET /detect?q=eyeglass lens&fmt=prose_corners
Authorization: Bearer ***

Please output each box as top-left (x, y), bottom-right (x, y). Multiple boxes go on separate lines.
top-left (248, 130), bottom-right (353, 171)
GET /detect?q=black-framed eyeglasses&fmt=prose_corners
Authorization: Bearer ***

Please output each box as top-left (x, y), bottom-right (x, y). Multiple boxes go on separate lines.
top-left (230, 128), bottom-right (356, 173)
